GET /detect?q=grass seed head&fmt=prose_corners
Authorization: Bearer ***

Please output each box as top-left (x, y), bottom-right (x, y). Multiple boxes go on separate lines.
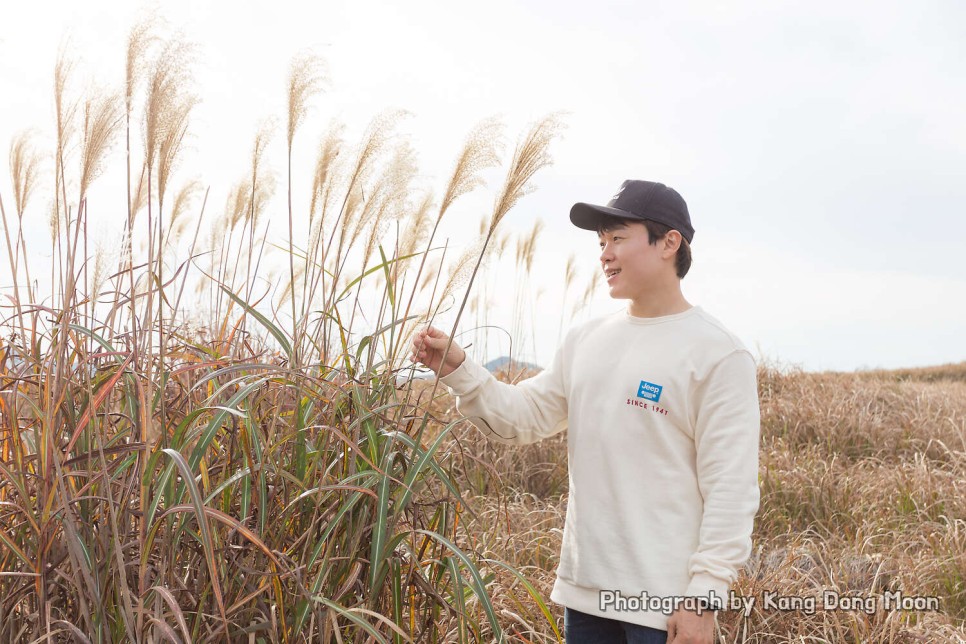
top-left (47, 199), bottom-right (60, 240)
top-left (170, 178), bottom-right (203, 228)
top-left (54, 46), bottom-right (78, 157)
top-left (489, 113), bottom-right (564, 233)
top-left (144, 37), bottom-right (194, 173)
top-left (564, 253), bottom-right (576, 286)
top-left (167, 178), bottom-right (203, 247)
top-left (80, 90), bottom-right (123, 197)
top-left (343, 109), bottom-right (408, 203)
top-left (287, 51), bottom-right (328, 149)
top-left (8, 130), bottom-right (42, 216)
top-left (438, 237), bottom-right (488, 306)
top-left (245, 121), bottom-right (278, 227)
top-left (398, 190), bottom-right (435, 262)
top-left (523, 218), bottom-right (544, 272)
top-left (439, 116), bottom-right (504, 219)
top-left (126, 15), bottom-right (159, 111)
top-left (157, 93), bottom-right (198, 205)
top-left (419, 257), bottom-right (442, 293)
top-left (309, 120), bottom-right (345, 232)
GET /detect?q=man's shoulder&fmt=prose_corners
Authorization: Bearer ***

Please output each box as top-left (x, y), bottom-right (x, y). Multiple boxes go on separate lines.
top-left (683, 308), bottom-right (755, 370)
top-left (689, 308), bottom-right (749, 351)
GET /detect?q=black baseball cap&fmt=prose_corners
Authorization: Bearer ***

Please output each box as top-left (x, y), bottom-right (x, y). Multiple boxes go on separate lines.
top-left (570, 180), bottom-right (695, 244)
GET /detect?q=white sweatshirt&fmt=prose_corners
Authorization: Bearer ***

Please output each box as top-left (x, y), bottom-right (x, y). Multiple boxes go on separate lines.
top-left (438, 305), bottom-right (760, 630)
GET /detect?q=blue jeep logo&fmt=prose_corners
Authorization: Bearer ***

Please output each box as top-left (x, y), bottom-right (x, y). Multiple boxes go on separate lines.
top-left (637, 380), bottom-right (663, 403)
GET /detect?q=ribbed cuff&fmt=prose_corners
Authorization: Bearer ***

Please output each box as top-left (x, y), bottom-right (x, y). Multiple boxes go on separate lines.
top-left (438, 358), bottom-right (485, 396)
top-left (684, 572), bottom-right (730, 608)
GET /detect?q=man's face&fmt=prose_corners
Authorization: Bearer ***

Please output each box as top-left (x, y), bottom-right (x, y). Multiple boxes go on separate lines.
top-left (598, 220), bottom-right (673, 300)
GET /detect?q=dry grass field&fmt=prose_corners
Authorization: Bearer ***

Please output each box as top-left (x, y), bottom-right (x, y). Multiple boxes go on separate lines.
top-left (415, 363), bottom-right (966, 643)
top-left (0, 19), bottom-right (963, 643)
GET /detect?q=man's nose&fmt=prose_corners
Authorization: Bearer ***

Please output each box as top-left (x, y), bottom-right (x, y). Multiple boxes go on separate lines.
top-left (599, 244), bottom-right (613, 263)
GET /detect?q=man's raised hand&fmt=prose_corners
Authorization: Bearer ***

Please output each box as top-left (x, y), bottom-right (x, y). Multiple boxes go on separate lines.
top-left (410, 326), bottom-right (466, 378)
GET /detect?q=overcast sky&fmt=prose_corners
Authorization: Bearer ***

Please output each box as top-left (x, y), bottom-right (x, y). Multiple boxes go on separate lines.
top-left (1, 0), bottom-right (964, 372)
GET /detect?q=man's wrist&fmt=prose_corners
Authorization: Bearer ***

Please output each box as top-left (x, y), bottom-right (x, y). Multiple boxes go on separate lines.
top-left (696, 597), bottom-right (719, 612)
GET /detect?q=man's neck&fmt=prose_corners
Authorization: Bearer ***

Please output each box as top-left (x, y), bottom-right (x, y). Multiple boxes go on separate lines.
top-left (627, 287), bottom-right (692, 318)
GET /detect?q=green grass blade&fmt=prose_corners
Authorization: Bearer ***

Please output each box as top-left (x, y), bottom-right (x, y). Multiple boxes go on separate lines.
top-left (0, 526), bottom-right (33, 568)
top-left (311, 596), bottom-right (401, 644)
top-left (217, 284), bottom-right (293, 357)
top-left (387, 428), bottom-right (477, 520)
top-left (414, 529), bottom-right (503, 642)
top-left (446, 555), bottom-right (469, 644)
top-left (390, 556), bottom-right (403, 644)
top-left (158, 448), bottom-right (228, 630)
top-left (368, 458), bottom-right (395, 593)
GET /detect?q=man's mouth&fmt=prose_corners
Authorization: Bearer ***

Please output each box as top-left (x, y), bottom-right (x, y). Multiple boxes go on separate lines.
top-left (606, 268), bottom-right (621, 281)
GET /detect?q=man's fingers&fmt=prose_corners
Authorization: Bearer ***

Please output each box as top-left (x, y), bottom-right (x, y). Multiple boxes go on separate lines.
top-left (421, 327), bottom-right (454, 347)
top-left (426, 335), bottom-right (450, 348)
top-left (666, 619), bottom-right (677, 643)
top-left (412, 326), bottom-right (459, 366)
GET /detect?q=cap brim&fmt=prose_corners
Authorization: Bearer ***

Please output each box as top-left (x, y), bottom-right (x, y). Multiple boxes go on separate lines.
top-left (570, 202), bottom-right (644, 231)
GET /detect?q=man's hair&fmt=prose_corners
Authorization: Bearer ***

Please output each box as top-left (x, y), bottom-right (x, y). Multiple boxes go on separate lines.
top-left (596, 215), bottom-right (692, 278)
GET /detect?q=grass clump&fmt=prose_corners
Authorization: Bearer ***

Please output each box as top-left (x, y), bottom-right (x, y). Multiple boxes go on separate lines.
top-left (0, 19), bottom-right (564, 643)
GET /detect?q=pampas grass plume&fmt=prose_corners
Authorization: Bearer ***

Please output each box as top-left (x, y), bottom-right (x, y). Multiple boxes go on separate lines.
top-left (439, 116), bottom-right (503, 219)
top-left (8, 130), bottom-right (41, 216)
top-left (79, 91), bottom-right (122, 198)
top-left (489, 114), bottom-right (564, 234)
top-left (287, 52), bottom-right (328, 149)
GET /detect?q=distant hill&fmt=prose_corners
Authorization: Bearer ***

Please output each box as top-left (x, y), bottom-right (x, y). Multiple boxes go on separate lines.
top-left (405, 356), bottom-right (543, 380)
top-left (858, 361), bottom-right (966, 383)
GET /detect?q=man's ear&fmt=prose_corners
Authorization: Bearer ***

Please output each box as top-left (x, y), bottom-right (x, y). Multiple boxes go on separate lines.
top-left (662, 230), bottom-right (682, 256)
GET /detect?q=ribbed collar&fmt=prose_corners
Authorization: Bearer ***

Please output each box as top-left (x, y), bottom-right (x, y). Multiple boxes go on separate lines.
top-left (623, 305), bottom-right (700, 325)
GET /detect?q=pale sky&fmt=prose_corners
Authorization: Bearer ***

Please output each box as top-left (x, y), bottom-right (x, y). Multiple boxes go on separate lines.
top-left (1, 0), bottom-right (964, 372)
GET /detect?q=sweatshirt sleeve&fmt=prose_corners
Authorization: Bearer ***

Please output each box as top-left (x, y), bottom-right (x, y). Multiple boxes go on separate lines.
top-left (684, 349), bottom-right (761, 604)
top-left (437, 335), bottom-right (570, 446)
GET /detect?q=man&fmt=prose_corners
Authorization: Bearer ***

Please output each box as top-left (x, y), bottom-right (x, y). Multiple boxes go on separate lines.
top-left (411, 180), bottom-right (760, 644)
